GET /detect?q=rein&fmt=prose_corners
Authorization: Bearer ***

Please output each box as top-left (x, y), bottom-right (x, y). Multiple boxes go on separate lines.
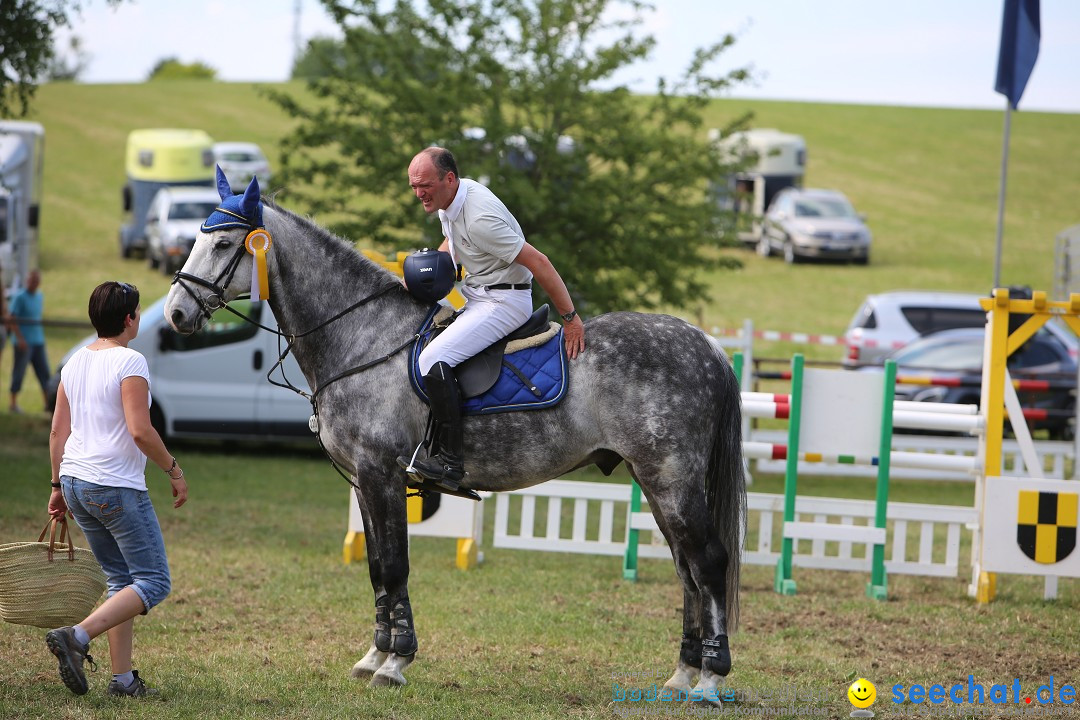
top-left (172, 267), bottom-right (414, 400)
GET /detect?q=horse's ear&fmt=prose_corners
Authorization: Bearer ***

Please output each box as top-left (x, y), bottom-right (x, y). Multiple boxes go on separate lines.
top-left (216, 165), bottom-right (233, 200)
top-left (239, 174), bottom-right (261, 217)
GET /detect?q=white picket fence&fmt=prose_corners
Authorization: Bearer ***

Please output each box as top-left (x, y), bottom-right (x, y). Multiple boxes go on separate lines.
top-left (492, 479), bottom-right (979, 578)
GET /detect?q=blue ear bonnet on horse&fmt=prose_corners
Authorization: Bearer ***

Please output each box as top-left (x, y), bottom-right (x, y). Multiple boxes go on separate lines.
top-left (201, 165), bottom-right (263, 232)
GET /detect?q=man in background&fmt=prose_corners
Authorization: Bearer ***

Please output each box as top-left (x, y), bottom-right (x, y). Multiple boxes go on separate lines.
top-left (9, 270), bottom-right (49, 413)
top-left (0, 261), bottom-right (8, 373)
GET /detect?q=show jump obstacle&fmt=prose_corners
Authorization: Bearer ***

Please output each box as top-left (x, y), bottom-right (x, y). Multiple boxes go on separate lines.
top-left (341, 287), bottom-right (1079, 603)
top-left (972, 289), bottom-right (1080, 602)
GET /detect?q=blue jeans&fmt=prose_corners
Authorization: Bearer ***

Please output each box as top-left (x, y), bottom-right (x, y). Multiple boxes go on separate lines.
top-left (60, 476), bottom-right (172, 612)
top-left (11, 342), bottom-right (49, 394)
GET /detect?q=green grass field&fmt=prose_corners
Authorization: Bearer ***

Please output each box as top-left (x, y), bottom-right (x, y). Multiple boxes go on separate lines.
top-left (2, 82), bottom-right (1079, 718)
top-left (1, 413), bottom-right (1077, 720)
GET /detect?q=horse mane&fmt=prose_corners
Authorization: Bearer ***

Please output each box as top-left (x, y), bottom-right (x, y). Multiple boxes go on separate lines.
top-left (263, 196), bottom-right (404, 293)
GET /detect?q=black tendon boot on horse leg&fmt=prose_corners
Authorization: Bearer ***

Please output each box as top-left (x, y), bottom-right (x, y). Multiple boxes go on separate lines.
top-left (402, 362), bottom-right (466, 491)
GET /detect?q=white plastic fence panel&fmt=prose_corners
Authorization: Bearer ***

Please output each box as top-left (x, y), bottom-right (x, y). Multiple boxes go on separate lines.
top-left (799, 368), bottom-right (884, 457)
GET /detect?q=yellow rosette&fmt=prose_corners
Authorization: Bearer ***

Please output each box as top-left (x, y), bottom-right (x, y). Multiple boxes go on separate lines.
top-left (245, 228), bottom-right (273, 300)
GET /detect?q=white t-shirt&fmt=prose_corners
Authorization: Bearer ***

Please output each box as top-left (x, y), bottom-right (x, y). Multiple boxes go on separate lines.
top-left (59, 346), bottom-right (152, 490)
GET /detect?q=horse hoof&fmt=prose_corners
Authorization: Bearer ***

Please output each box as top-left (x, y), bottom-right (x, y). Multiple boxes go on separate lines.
top-left (664, 680), bottom-right (694, 694)
top-left (370, 668), bottom-right (407, 687)
top-left (368, 652), bottom-right (414, 687)
top-left (351, 646), bottom-right (389, 678)
top-left (692, 669), bottom-right (725, 706)
top-left (664, 662), bottom-right (698, 693)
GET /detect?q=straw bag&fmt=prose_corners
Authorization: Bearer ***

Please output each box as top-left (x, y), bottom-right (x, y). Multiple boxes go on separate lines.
top-left (0, 517), bottom-right (106, 628)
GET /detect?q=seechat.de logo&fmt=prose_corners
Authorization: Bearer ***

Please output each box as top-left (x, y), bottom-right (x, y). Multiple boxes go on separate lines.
top-left (891, 676), bottom-right (1077, 706)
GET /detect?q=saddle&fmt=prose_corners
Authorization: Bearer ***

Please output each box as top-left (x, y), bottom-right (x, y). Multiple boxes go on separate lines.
top-left (403, 304), bottom-right (564, 501)
top-left (437, 304), bottom-right (554, 398)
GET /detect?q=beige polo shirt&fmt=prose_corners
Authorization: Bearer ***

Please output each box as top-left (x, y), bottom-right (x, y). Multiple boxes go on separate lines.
top-left (441, 178), bottom-right (533, 289)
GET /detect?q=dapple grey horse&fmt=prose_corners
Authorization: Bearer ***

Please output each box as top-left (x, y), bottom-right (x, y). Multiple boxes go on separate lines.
top-left (165, 172), bottom-right (746, 696)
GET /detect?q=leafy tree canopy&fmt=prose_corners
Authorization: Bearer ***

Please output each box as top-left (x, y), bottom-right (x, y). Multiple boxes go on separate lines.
top-left (291, 36), bottom-right (349, 80)
top-left (147, 57), bottom-right (217, 81)
top-left (1, 0), bottom-right (127, 116)
top-left (269, 0), bottom-right (754, 314)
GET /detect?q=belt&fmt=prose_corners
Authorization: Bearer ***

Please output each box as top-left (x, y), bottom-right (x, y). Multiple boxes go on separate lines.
top-left (484, 283), bottom-right (532, 290)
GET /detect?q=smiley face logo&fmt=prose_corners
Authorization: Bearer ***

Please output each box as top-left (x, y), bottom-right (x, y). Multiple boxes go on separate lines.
top-left (848, 678), bottom-right (877, 709)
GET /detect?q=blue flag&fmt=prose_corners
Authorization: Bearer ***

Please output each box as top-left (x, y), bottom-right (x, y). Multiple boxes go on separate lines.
top-left (995, 0), bottom-right (1040, 109)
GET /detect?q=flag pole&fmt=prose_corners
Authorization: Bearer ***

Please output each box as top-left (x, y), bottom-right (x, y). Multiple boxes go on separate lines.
top-left (993, 100), bottom-right (1012, 289)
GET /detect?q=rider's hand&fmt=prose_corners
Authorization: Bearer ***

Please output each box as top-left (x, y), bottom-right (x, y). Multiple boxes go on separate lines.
top-left (564, 316), bottom-right (585, 359)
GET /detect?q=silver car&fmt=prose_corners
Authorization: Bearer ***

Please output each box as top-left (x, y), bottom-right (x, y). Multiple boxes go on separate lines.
top-left (144, 186), bottom-right (221, 275)
top-left (843, 290), bottom-right (1080, 368)
top-left (758, 187), bottom-right (871, 264)
top-left (213, 142), bottom-right (272, 193)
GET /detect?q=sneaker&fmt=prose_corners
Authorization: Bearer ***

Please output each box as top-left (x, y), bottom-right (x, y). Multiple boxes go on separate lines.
top-left (107, 670), bottom-right (160, 698)
top-left (45, 627), bottom-right (96, 695)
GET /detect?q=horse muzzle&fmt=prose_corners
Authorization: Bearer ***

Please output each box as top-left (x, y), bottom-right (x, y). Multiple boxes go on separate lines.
top-left (165, 275), bottom-right (222, 335)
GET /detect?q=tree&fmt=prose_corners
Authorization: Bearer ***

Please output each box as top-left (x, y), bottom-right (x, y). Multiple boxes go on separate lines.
top-left (291, 36), bottom-right (348, 80)
top-left (45, 34), bottom-right (90, 82)
top-left (147, 57), bottom-right (218, 81)
top-left (0, 0), bottom-right (124, 117)
top-left (268, 0), bottom-right (753, 314)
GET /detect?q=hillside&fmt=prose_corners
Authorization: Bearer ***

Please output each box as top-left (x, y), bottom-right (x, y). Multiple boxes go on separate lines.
top-left (19, 81), bottom-right (1080, 343)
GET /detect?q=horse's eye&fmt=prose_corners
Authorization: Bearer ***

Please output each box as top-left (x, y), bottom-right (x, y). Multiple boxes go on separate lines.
top-left (215, 240), bottom-right (232, 251)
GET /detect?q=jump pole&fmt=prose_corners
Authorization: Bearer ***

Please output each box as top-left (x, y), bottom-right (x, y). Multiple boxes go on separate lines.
top-left (868, 359), bottom-right (897, 600)
top-left (774, 354), bottom-right (804, 596)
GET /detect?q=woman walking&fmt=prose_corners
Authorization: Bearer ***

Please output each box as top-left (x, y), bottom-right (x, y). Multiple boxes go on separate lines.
top-left (46, 281), bottom-right (188, 697)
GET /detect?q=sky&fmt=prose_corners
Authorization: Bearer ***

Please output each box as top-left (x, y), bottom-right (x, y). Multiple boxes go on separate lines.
top-left (59, 0), bottom-right (1080, 113)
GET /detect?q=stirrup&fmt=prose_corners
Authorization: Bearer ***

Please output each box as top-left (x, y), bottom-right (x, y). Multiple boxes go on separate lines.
top-left (397, 451), bottom-right (481, 502)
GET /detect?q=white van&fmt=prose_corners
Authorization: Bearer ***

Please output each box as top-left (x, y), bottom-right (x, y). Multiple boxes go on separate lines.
top-left (47, 295), bottom-right (313, 442)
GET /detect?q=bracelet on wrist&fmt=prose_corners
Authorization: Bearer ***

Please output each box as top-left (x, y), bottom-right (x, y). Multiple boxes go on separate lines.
top-left (164, 457), bottom-right (177, 474)
top-left (51, 482), bottom-right (61, 489)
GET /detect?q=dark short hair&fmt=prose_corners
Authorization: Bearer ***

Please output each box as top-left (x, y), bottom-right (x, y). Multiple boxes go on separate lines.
top-left (424, 146), bottom-right (459, 179)
top-left (89, 281), bottom-right (140, 337)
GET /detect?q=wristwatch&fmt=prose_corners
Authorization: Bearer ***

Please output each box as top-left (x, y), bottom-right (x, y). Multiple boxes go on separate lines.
top-left (561, 310), bottom-right (577, 323)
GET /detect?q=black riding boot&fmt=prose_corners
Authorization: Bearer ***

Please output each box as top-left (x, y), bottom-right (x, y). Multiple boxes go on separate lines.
top-left (407, 362), bottom-right (466, 491)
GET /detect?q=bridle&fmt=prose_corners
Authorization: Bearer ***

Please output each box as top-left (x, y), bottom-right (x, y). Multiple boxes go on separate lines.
top-left (169, 220), bottom-right (417, 401)
top-left (171, 201), bottom-right (261, 321)
top-left (172, 240), bottom-right (248, 320)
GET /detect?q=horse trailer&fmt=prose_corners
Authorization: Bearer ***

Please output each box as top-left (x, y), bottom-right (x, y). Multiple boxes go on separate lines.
top-left (119, 128), bottom-right (215, 259)
top-left (0, 120), bottom-right (45, 291)
top-left (710, 128), bottom-right (806, 246)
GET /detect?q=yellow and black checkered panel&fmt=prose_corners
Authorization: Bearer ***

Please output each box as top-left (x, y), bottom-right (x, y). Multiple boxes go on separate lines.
top-left (1017, 491), bottom-right (1078, 564)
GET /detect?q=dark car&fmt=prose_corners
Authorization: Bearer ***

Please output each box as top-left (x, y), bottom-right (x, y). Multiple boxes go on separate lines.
top-left (877, 327), bottom-right (1076, 439)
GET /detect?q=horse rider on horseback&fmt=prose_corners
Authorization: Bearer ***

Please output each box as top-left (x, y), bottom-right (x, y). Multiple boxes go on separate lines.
top-left (401, 146), bottom-right (586, 490)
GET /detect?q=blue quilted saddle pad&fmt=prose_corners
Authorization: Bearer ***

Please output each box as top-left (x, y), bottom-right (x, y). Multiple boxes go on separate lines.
top-left (409, 325), bottom-right (569, 416)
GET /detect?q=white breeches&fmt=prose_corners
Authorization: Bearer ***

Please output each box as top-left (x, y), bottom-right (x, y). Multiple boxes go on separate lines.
top-left (417, 285), bottom-right (534, 375)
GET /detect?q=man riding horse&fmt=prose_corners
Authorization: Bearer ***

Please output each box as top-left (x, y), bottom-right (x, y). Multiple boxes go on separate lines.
top-left (400, 147), bottom-right (586, 491)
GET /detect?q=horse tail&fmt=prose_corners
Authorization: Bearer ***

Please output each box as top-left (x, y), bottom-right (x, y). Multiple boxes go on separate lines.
top-left (704, 337), bottom-right (746, 631)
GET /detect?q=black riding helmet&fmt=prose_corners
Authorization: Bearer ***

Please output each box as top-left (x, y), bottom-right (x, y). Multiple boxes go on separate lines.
top-left (402, 249), bottom-right (457, 303)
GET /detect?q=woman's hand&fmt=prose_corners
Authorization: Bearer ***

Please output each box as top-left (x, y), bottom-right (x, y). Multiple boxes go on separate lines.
top-left (48, 487), bottom-right (68, 519)
top-left (170, 470), bottom-right (188, 509)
